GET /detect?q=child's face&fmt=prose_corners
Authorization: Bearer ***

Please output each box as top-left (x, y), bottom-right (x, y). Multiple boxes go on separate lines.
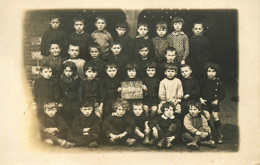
top-left (85, 69), bottom-right (97, 80)
top-left (115, 105), bottom-right (126, 117)
top-left (192, 24), bottom-right (203, 36)
top-left (44, 106), bottom-right (58, 118)
top-left (95, 19), bottom-right (106, 31)
top-left (146, 67), bottom-right (156, 78)
top-left (180, 66), bottom-right (192, 79)
top-left (137, 25), bottom-right (148, 37)
top-left (133, 105), bottom-right (143, 117)
top-left (163, 106), bottom-right (174, 118)
top-left (90, 47), bottom-right (100, 59)
top-left (207, 67), bottom-right (217, 80)
top-left (127, 69), bottom-right (137, 79)
top-left (138, 47), bottom-right (149, 59)
top-left (116, 27), bottom-right (126, 36)
top-left (80, 106), bottom-right (93, 117)
top-left (41, 68), bottom-right (52, 79)
top-left (173, 22), bottom-right (183, 32)
top-left (49, 18), bottom-right (60, 30)
top-left (165, 51), bottom-right (176, 63)
top-left (68, 45), bottom-right (80, 59)
top-left (64, 66), bottom-right (73, 78)
top-left (49, 44), bottom-right (61, 57)
top-left (106, 67), bottom-right (117, 78)
top-left (156, 27), bottom-right (167, 37)
top-left (189, 105), bottom-right (200, 117)
top-left (111, 44), bottom-right (122, 56)
top-left (74, 21), bottom-right (85, 33)
top-left (164, 69), bottom-right (177, 79)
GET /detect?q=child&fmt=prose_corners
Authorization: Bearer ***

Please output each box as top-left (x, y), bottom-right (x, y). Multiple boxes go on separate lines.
top-left (33, 64), bottom-right (59, 117)
top-left (134, 43), bottom-right (155, 78)
top-left (41, 40), bottom-right (66, 78)
top-left (182, 101), bottom-right (216, 150)
top-left (167, 16), bottom-right (189, 65)
top-left (148, 102), bottom-right (181, 148)
top-left (68, 101), bottom-right (102, 147)
top-left (142, 62), bottom-right (160, 117)
top-left (114, 21), bottom-right (134, 61)
top-left (133, 22), bottom-right (154, 60)
top-left (39, 101), bottom-right (75, 148)
top-left (152, 20), bottom-right (169, 63)
top-left (200, 62), bottom-right (225, 144)
top-left (68, 17), bottom-right (93, 61)
top-left (189, 22), bottom-right (212, 79)
top-left (91, 16), bottom-right (113, 61)
top-left (158, 64), bottom-right (183, 115)
top-left (58, 61), bottom-right (81, 126)
top-left (107, 42), bottom-right (128, 79)
top-left (103, 99), bottom-right (136, 146)
top-left (103, 63), bottom-right (121, 119)
top-left (180, 64), bottom-right (200, 117)
top-left (65, 42), bottom-right (86, 79)
top-left (40, 15), bottom-right (67, 57)
top-left (86, 43), bottom-right (106, 79)
top-left (130, 101), bottom-right (150, 144)
top-left (79, 63), bottom-right (104, 118)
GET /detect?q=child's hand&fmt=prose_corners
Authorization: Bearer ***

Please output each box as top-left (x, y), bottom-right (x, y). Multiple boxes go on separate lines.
top-left (175, 104), bottom-right (181, 114)
top-left (142, 85), bottom-right (147, 91)
top-left (200, 98), bottom-right (207, 105)
top-left (58, 103), bottom-right (63, 108)
top-left (184, 94), bottom-right (190, 100)
top-left (45, 128), bottom-right (58, 135)
top-left (117, 87), bottom-right (122, 92)
top-left (83, 132), bottom-right (89, 136)
top-left (166, 136), bottom-right (175, 143)
top-left (212, 100), bottom-right (218, 105)
top-left (118, 132), bottom-right (127, 139)
top-left (83, 128), bottom-right (90, 133)
top-left (181, 60), bottom-right (185, 65)
top-left (152, 127), bottom-right (158, 139)
top-left (200, 132), bottom-right (209, 138)
top-left (110, 133), bottom-right (118, 140)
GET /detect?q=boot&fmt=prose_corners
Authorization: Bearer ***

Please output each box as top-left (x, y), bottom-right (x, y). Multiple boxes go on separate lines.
top-left (187, 135), bottom-right (200, 150)
top-left (200, 140), bottom-right (216, 148)
top-left (156, 138), bottom-right (165, 149)
top-left (126, 138), bottom-right (136, 147)
top-left (143, 136), bottom-right (151, 145)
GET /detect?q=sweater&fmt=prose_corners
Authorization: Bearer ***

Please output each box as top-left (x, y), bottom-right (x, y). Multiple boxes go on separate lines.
top-left (142, 76), bottom-right (160, 98)
top-left (91, 29), bottom-right (113, 57)
top-left (180, 76), bottom-right (200, 101)
top-left (183, 113), bottom-right (211, 134)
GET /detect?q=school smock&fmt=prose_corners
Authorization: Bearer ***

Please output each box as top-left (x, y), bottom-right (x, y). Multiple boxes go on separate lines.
top-left (180, 76), bottom-right (200, 101)
top-left (114, 34), bottom-right (134, 61)
top-left (152, 35), bottom-right (169, 62)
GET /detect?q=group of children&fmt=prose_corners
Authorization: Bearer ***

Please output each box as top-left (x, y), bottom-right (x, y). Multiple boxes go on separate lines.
top-left (32, 14), bottom-right (225, 150)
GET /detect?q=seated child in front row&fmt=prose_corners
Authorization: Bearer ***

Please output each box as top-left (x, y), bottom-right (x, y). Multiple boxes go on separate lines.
top-left (103, 99), bottom-right (136, 147)
top-left (148, 102), bottom-right (181, 148)
top-left (39, 102), bottom-right (75, 148)
top-left (200, 62), bottom-right (225, 144)
top-left (68, 101), bottom-right (102, 148)
top-left (158, 64), bottom-right (183, 115)
top-left (182, 101), bottom-right (216, 150)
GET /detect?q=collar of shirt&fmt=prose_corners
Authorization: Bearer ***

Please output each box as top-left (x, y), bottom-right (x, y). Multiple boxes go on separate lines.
top-left (154, 36), bottom-right (167, 40)
top-left (136, 35), bottom-right (149, 39)
top-left (94, 29), bottom-right (108, 34)
top-left (76, 31), bottom-right (85, 34)
top-left (172, 31), bottom-right (184, 35)
top-left (161, 114), bottom-right (175, 120)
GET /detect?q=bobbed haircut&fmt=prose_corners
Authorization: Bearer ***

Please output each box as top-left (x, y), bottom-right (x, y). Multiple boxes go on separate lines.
top-left (203, 62), bottom-right (221, 74)
top-left (155, 20), bottom-right (168, 30)
top-left (80, 100), bottom-right (94, 108)
top-left (145, 61), bottom-right (157, 69)
top-left (62, 61), bottom-right (78, 78)
top-left (160, 101), bottom-right (175, 113)
top-left (125, 63), bottom-right (138, 71)
top-left (172, 16), bottom-right (185, 24)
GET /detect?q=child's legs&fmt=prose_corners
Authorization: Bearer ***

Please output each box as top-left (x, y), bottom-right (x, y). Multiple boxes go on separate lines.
top-left (74, 133), bottom-right (100, 147)
top-left (182, 132), bottom-right (194, 143)
top-left (41, 132), bottom-right (61, 145)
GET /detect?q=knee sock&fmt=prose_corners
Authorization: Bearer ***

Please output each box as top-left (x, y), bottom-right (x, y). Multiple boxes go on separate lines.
top-left (214, 120), bottom-right (222, 135)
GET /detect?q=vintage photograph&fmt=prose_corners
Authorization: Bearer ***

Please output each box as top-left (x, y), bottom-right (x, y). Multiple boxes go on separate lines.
top-left (23, 9), bottom-right (239, 152)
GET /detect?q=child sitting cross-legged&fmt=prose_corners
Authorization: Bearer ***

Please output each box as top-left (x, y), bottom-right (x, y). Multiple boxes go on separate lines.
top-left (182, 100), bottom-right (216, 150)
top-left (39, 101), bottom-right (75, 148)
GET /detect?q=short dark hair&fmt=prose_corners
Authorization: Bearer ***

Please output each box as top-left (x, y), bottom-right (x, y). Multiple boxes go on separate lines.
top-left (188, 100), bottom-right (202, 111)
top-left (44, 101), bottom-right (58, 110)
top-left (84, 63), bottom-right (98, 72)
top-left (203, 62), bottom-right (221, 74)
top-left (89, 42), bottom-right (101, 52)
top-left (40, 64), bottom-right (52, 72)
top-left (160, 101), bottom-right (175, 113)
top-left (155, 20), bottom-right (168, 30)
top-left (105, 63), bottom-right (118, 70)
top-left (49, 15), bottom-right (61, 22)
top-left (164, 63), bottom-right (178, 73)
top-left (110, 41), bottom-right (122, 48)
top-left (62, 61), bottom-right (78, 78)
top-left (80, 100), bottom-right (94, 108)
top-left (125, 63), bottom-right (137, 71)
top-left (68, 42), bottom-right (80, 49)
top-left (172, 16), bottom-right (185, 24)
top-left (73, 16), bottom-right (85, 24)
top-left (180, 64), bottom-right (192, 70)
top-left (95, 15), bottom-right (107, 24)
top-left (115, 21), bottom-right (128, 29)
top-left (137, 43), bottom-right (149, 51)
top-left (48, 40), bottom-right (61, 50)
top-left (164, 47), bottom-right (176, 55)
top-left (137, 22), bottom-right (149, 30)
top-left (145, 61), bottom-right (157, 69)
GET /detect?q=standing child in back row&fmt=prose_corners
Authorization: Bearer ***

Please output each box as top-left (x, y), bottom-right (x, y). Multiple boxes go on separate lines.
top-left (167, 16), bottom-right (189, 65)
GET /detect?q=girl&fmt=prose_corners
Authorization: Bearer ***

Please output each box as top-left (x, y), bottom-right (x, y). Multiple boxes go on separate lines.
top-left (167, 16), bottom-right (189, 65)
top-left (58, 61), bottom-right (81, 126)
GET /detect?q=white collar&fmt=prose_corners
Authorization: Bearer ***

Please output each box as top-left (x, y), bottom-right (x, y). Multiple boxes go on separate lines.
top-left (161, 114), bottom-right (175, 120)
top-left (172, 31), bottom-right (184, 35)
top-left (76, 31), bottom-right (84, 34)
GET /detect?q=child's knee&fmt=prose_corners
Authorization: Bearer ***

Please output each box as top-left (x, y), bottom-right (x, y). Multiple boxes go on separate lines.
top-left (203, 110), bottom-right (211, 120)
top-left (212, 112), bottom-right (219, 121)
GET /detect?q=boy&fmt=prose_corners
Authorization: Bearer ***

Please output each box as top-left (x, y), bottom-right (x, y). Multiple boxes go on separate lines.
top-left (39, 101), bottom-right (74, 148)
top-left (41, 15), bottom-right (67, 57)
top-left (182, 101), bottom-right (216, 150)
top-left (33, 64), bottom-right (59, 117)
top-left (142, 62), bottom-right (160, 117)
top-left (133, 22), bottom-right (154, 60)
top-left (158, 64), bottom-right (183, 115)
top-left (79, 63), bottom-right (104, 118)
top-left (149, 102), bottom-right (181, 148)
top-left (107, 42), bottom-right (128, 79)
top-left (65, 42), bottom-right (86, 79)
top-left (152, 20), bottom-right (169, 63)
top-left (86, 43), bottom-right (106, 79)
top-left (103, 63), bottom-right (121, 119)
top-left (114, 21), bottom-right (134, 61)
top-left (189, 22), bottom-right (212, 79)
top-left (68, 17), bottom-right (93, 61)
top-left (68, 101), bottom-right (102, 147)
top-left (91, 16), bottom-right (113, 61)
top-left (41, 40), bottom-right (66, 78)
top-left (180, 64), bottom-right (200, 117)
top-left (103, 99), bottom-right (136, 146)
